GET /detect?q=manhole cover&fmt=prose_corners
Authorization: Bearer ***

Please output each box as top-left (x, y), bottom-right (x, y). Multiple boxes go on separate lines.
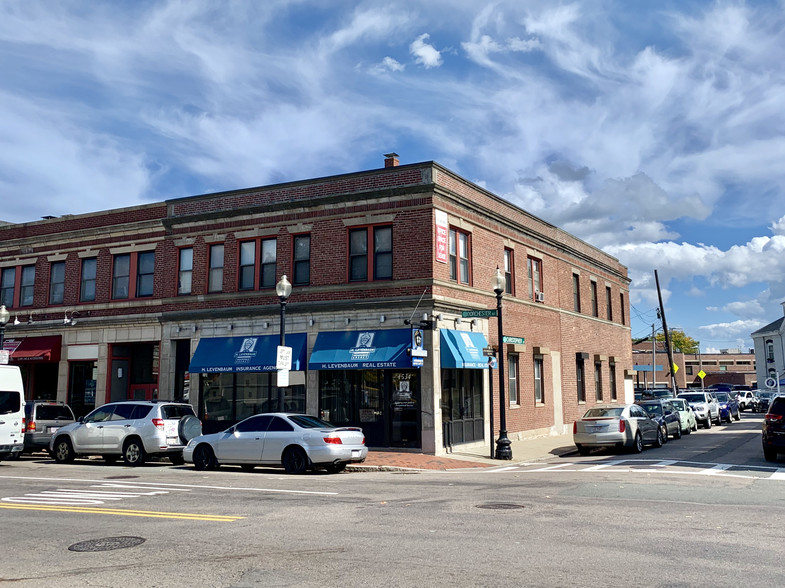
top-left (476, 503), bottom-right (526, 510)
top-left (69, 536), bottom-right (146, 552)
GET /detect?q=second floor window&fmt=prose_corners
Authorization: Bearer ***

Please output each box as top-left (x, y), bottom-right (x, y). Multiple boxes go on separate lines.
top-left (590, 281), bottom-right (598, 317)
top-left (349, 226), bottom-right (392, 281)
top-left (573, 273), bottom-right (581, 313)
top-left (112, 254), bottom-right (130, 299)
top-left (609, 364), bottom-right (617, 401)
top-left (208, 244), bottom-right (224, 293)
top-left (577, 358), bottom-right (586, 403)
top-left (178, 248), bottom-right (193, 295)
top-left (20, 265), bottom-right (35, 307)
top-left (239, 241), bottom-right (256, 290)
top-left (136, 252), bottom-right (155, 297)
top-left (49, 261), bottom-right (66, 304)
top-left (1, 267), bottom-right (15, 308)
top-left (260, 238), bottom-right (277, 288)
top-left (594, 362), bottom-right (603, 401)
top-left (294, 235), bottom-right (310, 285)
top-left (504, 249), bottom-right (514, 295)
top-left (449, 229), bottom-right (470, 284)
top-left (528, 257), bottom-right (542, 300)
top-left (606, 286), bottom-right (613, 321)
top-left (80, 258), bottom-right (96, 302)
top-left (620, 292), bottom-right (626, 325)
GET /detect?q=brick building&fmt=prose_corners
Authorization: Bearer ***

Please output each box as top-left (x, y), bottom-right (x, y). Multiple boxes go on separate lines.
top-left (0, 156), bottom-right (632, 455)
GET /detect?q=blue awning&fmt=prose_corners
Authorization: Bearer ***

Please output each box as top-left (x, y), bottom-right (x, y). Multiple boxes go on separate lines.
top-left (309, 329), bottom-right (411, 370)
top-left (188, 333), bottom-right (307, 373)
top-left (441, 329), bottom-right (490, 369)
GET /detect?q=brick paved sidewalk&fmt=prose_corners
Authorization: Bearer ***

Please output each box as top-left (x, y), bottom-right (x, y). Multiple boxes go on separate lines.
top-left (347, 450), bottom-right (490, 471)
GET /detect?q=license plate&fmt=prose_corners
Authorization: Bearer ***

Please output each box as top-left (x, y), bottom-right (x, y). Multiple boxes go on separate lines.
top-left (167, 436), bottom-right (180, 446)
top-left (587, 425), bottom-right (606, 433)
top-left (47, 427), bottom-right (60, 433)
top-left (351, 450), bottom-right (361, 458)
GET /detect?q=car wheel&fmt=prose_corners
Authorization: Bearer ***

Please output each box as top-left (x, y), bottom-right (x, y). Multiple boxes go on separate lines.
top-left (704, 417), bottom-right (712, 430)
top-left (7, 451), bottom-right (21, 460)
top-left (661, 426), bottom-right (669, 443)
top-left (178, 415), bottom-right (202, 444)
top-left (282, 446), bottom-right (309, 475)
top-left (103, 455), bottom-right (119, 464)
top-left (654, 427), bottom-right (664, 448)
top-left (576, 444), bottom-right (590, 456)
top-left (169, 454), bottom-right (185, 466)
top-left (763, 446), bottom-right (778, 462)
top-left (53, 437), bottom-right (75, 463)
top-left (674, 424), bottom-right (682, 439)
top-left (324, 462), bottom-right (347, 474)
top-left (122, 439), bottom-right (146, 467)
top-left (193, 444), bottom-right (217, 471)
top-left (684, 424), bottom-right (691, 435)
top-left (632, 433), bottom-right (643, 454)
top-left (734, 410), bottom-right (740, 421)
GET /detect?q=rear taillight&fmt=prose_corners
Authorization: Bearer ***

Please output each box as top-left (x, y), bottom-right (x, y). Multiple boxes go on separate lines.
top-left (765, 414), bottom-right (783, 423)
top-left (152, 418), bottom-right (164, 430)
top-left (573, 421), bottom-right (577, 434)
top-left (619, 419), bottom-right (626, 433)
top-left (26, 420), bottom-right (35, 432)
top-left (22, 417), bottom-right (27, 433)
top-left (323, 436), bottom-right (343, 445)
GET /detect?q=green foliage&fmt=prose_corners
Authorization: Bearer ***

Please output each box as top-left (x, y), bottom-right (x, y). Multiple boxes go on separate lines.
top-left (655, 330), bottom-right (699, 354)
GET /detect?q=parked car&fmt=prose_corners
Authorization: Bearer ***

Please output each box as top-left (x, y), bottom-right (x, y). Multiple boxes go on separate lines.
top-left (753, 391), bottom-right (777, 413)
top-left (639, 388), bottom-right (675, 400)
top-left (636, 399), bottom-right (682, 440)
top-left (670, 398), bottom-right (698, 434)
top-left (183, 413), bottom-right (368, 474)
top-left (735, 390), bottom-right (757, 411)
top-left (0, 365), bottom-right (25, 461)
top-left (714, 391), bottom-right (740, 423)
top-left (573, 404), bottom-right (664, 455)
top-left (762, 395), bottom-right (785, 462)
top-left (22, 400), bottom-right (75, 455)
top-left (50, 401), bottom-right (202, 466)
top-left (677, 391), bottom-right (721, 428)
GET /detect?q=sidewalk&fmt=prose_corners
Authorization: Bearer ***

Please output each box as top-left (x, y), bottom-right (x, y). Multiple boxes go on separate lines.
top-left (346, 433), bottom-right (577, 472)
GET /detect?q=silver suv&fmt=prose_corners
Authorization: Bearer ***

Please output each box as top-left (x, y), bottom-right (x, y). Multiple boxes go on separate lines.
top-left (50, 401), bottom-right (202, 466)
top-left (677, 391), bottom-right (721, 429)
top-left (23, 400), bottom-right (75, 455)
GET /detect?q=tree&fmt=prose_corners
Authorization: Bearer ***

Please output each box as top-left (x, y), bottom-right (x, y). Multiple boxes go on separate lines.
top-left (656, 329), bottom-right (699, 354)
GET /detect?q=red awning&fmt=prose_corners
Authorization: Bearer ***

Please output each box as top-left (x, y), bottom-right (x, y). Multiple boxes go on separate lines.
top-left (8, 336), bottom-right (62, 362)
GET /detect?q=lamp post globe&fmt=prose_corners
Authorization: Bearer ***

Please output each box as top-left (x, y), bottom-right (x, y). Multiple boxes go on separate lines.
top-left (0, 304), bottom-right (9, 349)
top-left (492, 267), bottom-right (513, 460)
top-left (276, 275), bottom-right (292, 412)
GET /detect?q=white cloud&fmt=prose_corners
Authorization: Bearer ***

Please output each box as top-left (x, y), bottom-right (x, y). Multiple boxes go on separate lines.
top-left (370, 57), bottom-right (405, 74)
top-left (410, 33), bottom-right (443, 68)
top-left (698, 319), bottom-right (765, 339)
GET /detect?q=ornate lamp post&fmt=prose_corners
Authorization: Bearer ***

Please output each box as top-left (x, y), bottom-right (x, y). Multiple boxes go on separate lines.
top-left (276, 275), bottom-right (292, 412)
top-left (492, 267), bottom-right (512, 460)
top-left (0, 304), bottom-right (9, 351)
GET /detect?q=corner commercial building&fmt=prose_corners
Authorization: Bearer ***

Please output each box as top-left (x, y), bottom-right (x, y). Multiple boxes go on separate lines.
top-left (0, 156), bottom-right (632, 455)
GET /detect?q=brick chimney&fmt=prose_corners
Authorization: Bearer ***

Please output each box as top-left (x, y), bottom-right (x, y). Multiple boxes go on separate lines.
top-left (384, 152), bottom-right (399, 168)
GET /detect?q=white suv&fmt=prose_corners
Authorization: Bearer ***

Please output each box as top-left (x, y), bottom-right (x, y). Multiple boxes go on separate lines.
top-left (677, 391), bottom-right (721, 429)
top-left (50, 401), bottom-right (202, 466)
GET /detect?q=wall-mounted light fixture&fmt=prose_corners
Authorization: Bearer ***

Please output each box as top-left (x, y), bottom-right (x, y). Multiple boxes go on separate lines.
top-left (191, 325), bottom-right (197, 332)
top-left (263, 321), bottom-right (269, 329)
top-left (63, 310), bottom-right (78, 326)
top-left (345, 317), bottom-right (351, 325)
top-left (27, 314), bottom-right (33, 325)
top-left (455, 317), bottom-right (462, 325)
top-left (380, 315), bottom-right (386, 323)
top-left (308, 318), bottom-right (314, 327)
top-left (13, 315), bottom-right (20, 326)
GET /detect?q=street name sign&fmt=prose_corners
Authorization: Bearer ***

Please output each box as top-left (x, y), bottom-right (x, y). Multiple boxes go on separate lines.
top-left (482, 347), bottom-right (496, 357)
top-left (502, 336), bottom-right (525, 345)
top-left (461, 309), bottom-right (498, 318)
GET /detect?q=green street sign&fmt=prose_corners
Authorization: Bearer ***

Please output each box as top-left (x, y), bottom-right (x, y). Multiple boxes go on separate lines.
top-left (502, 336), bottom-right (525, 345)
top-left (461, 309), bottom-right (498, 318)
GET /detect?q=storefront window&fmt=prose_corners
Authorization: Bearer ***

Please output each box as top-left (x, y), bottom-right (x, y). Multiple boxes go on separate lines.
top-left (441, 369), bottom-right (484, 448)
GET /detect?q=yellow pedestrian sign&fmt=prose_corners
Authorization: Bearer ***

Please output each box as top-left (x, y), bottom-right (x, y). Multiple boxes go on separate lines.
top-left (672, 363), bottom-right (679, 374)
top-left (698, 369), bottom-right (706, 380)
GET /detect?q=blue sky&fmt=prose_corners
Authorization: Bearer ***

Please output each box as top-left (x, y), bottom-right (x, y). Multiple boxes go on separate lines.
top-left (2, 0), bottom-right (785, 353)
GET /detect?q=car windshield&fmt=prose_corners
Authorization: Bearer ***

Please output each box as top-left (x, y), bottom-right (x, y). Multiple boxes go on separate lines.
top-left (642, 404), bottom-right (663, 417)
top-left (671, 400), bottom-right (686, 410)
top-left (679, 394), bottom-right (705, 403)
top-left (35, 405), bottom-right (74, 420)
top-left (715, 392), bottom-right (730, 401)
top-left (289, 415), bottom-right (336, 429)
top-left (582, 407), bottom-right (623, 418)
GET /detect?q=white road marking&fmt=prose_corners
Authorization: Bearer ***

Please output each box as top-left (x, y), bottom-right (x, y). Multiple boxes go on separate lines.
top-left (702, 464), bottom-right (731, 475)
top-left (769, 469), bottom-right (785, 480)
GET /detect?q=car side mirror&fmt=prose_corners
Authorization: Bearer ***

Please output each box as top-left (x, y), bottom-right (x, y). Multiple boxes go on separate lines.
top-left (78, 416), bottom-right (84, 423)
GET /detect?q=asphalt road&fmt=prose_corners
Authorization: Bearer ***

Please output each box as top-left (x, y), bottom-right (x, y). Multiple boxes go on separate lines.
top-left (0, 412), bottom-right (781, 587)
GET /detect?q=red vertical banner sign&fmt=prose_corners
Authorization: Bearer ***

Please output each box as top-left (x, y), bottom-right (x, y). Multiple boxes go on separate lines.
top-left (435, 210), bottom-right (448, 264)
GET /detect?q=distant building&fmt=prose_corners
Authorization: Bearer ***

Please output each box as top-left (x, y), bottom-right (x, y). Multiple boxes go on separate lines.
top-left (632, 340), bottom-right (756, 389)
top-left (751, 302), bottom-right (785, 388)
top-left (0, 156), bottom-right (632, 455)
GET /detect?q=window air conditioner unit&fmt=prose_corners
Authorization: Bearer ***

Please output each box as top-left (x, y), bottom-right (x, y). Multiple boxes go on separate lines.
top-left (535, 291), bottom-right (544, 303)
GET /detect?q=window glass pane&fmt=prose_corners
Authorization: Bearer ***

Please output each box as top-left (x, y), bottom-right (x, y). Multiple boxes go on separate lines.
top-left (350, 257), bottom-right (367, 281)
top-left (209, 245), bottom-right (224, 292)
top-left (374, 228), bottom-right (392, 280)
top-left (137, 252), bottom-right (155, 297)
top-left (350, 229), bottom-right (367, 254)
top-left (240, 241), bottom-right (255, 265)
top-left (113, 254), bottom-right (130, 299)
top-left (138, 252), bottom-right (155, 275)
top-left (81, 258), bottom-right (96, 302)
top-left (180, 248), bottom-right (193, 271)
top-left (178, 249), bottom-right (193, 295)
top-left (20, 266), bottom-right (35, 307)
top-left (294, 236), bottom-right (310, 285)
top-left (374, 252), bottom-right (392, 280)
top-left (374, 227), bottom-right (391, 252)
top-left (1, 267), bottom-right (16, 307)
top-left (261, 239), bottom-right (277, 264)
top-left (50, 261), bottom-right (65, 304)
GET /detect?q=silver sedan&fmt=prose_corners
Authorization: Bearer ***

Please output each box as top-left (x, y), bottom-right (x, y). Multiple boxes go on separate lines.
top-left (573, 404), bottom-right (663, 455)
top-left (183, 413), bottom-right (367, 474)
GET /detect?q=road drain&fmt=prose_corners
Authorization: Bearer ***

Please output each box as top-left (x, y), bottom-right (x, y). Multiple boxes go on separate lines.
top-left (69, 536), bottom-right (146, 552)
top-left (476, 503), bottom-right (526, 510)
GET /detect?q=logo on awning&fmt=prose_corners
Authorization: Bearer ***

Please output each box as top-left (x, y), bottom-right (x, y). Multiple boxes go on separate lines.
top-left (234, 337), bottom-right (259, 364)
top-left (350, 332), bottom-right (375, 360)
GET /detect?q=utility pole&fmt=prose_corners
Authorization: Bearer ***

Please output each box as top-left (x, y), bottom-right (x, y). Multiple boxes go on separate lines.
top-left (654, 270), bottom-right (678, 396)
top-left (652, 324), bottom-right (657, 390)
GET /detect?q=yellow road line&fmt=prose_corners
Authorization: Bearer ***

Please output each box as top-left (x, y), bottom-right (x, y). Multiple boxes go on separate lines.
top-left (0, 503), bottom-right (243, 521)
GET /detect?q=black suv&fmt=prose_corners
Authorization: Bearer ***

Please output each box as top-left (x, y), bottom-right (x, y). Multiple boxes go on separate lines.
top-left (762, 395), bottom-right (785, 462)
top-left (23, 400), bottom-right (75, 455)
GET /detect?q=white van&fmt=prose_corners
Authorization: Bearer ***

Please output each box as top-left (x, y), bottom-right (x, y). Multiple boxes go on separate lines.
top-left (0, 365), bottom-right (25, 461)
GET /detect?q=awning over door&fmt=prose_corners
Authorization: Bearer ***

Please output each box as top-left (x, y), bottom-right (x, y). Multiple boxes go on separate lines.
top-left (188, 333), bottom-right (307, 373)
top-left (441, 329), bottom-right (490, 369)
top-left (309, 329), bottom-right (411, 370)
top-left (3, 336), bottom-right (62, 362)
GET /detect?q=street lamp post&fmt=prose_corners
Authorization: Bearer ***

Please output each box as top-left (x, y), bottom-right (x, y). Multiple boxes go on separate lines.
top-left (276, 275), bottom-right (292, 412)
top-left (492, 267), bottom-right (512, 460)
top-left (0, 304), bottom-right (9, 351)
